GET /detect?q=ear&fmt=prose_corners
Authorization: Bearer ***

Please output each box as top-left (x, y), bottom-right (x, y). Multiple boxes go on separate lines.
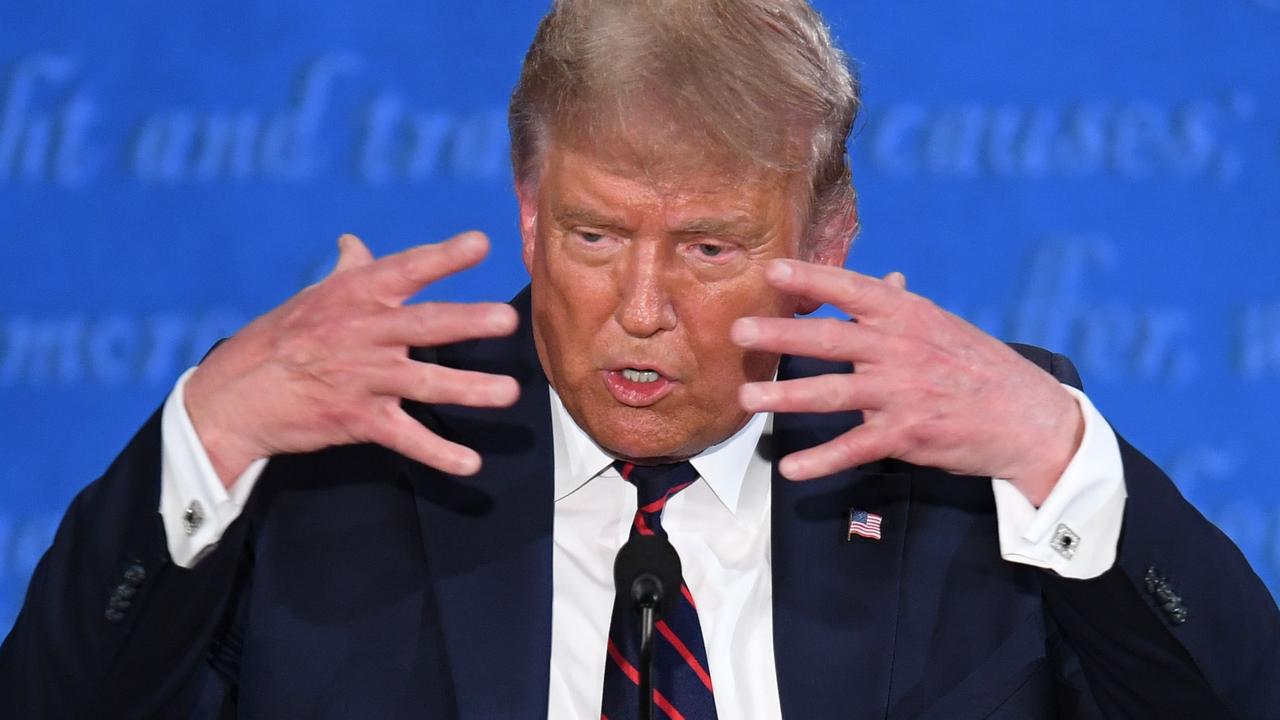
top-left (794, 201), bottom-right (857, 315)
top-left (516, 180), bottom-right (538, 275)
top-left (512, 179), bottom-right (537, 271)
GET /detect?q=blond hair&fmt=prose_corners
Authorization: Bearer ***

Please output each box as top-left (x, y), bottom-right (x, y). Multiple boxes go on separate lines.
top-left (508, 0), bottom-right (861, 243)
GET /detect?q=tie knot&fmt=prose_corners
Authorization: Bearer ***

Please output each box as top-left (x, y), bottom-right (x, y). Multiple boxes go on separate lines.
top-left (613, 460), bottom-right (699, 533)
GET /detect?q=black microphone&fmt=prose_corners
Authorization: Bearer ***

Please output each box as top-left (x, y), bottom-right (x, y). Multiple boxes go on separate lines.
top-left (613, 533), bottom-right (683, 720)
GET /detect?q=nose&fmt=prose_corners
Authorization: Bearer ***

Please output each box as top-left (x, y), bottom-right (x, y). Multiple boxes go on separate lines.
top-left (615, 241), bottom-right (677, 338)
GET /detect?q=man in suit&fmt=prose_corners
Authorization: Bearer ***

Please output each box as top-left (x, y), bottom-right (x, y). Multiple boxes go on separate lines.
top-left (2, 0), bottom-right (1278, 717)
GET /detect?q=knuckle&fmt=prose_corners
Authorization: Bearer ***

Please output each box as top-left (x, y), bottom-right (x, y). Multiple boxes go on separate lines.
top-left (370, 401), bottom-right (404, 441)
top-left (414, 365), bottom-right (442, 400)
top-left (471, 376), bottom-right (510, 406)
top-left (393, 263), bottom-right (421, 291)
top-left (317, 269), bottom-right (349, 294)
top-left (337, 312), bottom-right (369, 338)
top-left (820, 377), bottom-right (850, 411)
top-left (313, 273), bottom-right (361, 309)
top-left (472, 382), bottom-right (501, 405)
top-left (406, 308), bottom-right (434, 341)
top-left (922, 356), bottom-right (970, 397)
top-left (332, 403), bottom-right (374, 441)
top-left (883, 333), bottom-right (914, 360)
top-left (273, 332), bottom-right (320, 368)
top-left (840, 280), bottom-right (866, 307)
top-left (834, 437), bottom-right (865, 467)
top-left (881, 424), bottom-right (911, 458)
top-left (309, 316), bottom-right (365, 352)
top-left (907, 294), bottom-right (940, 322)
top-left (449, 375), bottom-right (481, 404)
top-left (815, 319), bottom-right (846, 356)
top-left (275, 299), bottom-right (314, 334)
top-left (900, 411), bottom-right (940, 449)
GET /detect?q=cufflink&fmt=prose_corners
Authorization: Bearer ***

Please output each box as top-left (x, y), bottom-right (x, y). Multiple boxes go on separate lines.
top-left (1049, 523), bottom-right (1080, 559)
top-left (183, 500), bottom-right (205, 536)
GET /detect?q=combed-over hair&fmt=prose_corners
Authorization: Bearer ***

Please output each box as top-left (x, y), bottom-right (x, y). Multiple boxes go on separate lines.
top-left (508, 0), bottom-right (861, 243)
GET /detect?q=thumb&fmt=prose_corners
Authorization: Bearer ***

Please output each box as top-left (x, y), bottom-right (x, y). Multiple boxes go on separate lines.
top-left (883, 271), bottom-right (907, 290)
top-left (331, 233), bottom-right (375, 275)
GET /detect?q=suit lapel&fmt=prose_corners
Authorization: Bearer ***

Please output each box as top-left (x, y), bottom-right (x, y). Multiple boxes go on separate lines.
top-left (405, 287), bottom-right (556, 718)
top-left (400, 294), bottom-right (913, 717)
top-left (771, 355), bottom-right (912, 719)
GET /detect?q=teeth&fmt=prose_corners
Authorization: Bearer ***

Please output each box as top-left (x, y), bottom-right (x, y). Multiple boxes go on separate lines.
top-left (622, 368), bottom-right (660, 383)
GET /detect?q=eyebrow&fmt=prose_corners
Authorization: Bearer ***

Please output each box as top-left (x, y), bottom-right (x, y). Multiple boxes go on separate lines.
top-left (551, 204), bottom-right (760, 239)
top-left (669, 216), bottom-right (757, 238)
top-left (551, 205), bottom-right (631, 235)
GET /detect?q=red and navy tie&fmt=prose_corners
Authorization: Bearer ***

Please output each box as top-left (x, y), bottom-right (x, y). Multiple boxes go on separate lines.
top-left (601, 461), bottom-right (718, 720)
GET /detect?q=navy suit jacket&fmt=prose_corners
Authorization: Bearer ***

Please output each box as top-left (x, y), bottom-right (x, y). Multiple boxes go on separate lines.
top-left (2, 287), bottom-right (1278, 718)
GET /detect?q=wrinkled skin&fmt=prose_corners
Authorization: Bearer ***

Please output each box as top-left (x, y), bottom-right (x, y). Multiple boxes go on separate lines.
top-left (518, 144), bottom-right (844, 463)
top-left (519, 141), bottom-right (1081, 502)
top-left (188, 139), bottom-right (1081, 506)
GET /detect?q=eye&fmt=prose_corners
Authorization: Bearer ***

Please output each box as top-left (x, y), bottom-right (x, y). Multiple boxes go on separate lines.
top-left (686, 240), bottom-right (737, 264)
top-left (571, 230), bottom-right (616, 249)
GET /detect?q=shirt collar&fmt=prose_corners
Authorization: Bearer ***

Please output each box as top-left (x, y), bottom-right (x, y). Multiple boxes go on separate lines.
top-left (549, 386), bottom-right (769, 516)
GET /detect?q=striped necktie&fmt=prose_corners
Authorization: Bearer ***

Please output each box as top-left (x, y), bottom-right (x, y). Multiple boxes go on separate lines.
top-left (601, 460), bottom-right (718, 720)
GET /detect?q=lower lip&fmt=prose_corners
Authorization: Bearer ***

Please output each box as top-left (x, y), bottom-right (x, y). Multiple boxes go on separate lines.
top-left (603, 370), bottom-right (675, 407)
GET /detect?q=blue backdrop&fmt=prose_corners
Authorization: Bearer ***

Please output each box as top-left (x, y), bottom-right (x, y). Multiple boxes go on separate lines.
top-left (2, 1), bottom-right (1279, 634)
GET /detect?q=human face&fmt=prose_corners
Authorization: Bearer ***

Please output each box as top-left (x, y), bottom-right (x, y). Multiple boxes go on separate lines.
top-left (518, 143), bottom-right (810, 462)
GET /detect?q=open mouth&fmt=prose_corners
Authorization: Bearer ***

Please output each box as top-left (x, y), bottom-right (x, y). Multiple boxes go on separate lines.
top-left (603, 367), bottom-right (676, 407)
top-left (620, 368), bottom-right (661, 383)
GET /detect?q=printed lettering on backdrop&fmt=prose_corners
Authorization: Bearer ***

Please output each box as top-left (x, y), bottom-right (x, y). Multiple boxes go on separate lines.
top-left (1, 0), bottom-right (1278, 631)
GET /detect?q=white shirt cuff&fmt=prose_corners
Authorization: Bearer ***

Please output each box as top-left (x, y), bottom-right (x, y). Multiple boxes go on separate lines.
top-left (159, 367), bottom-right (269, 568)
top-left (992, 385), bottom-right (1127, 579)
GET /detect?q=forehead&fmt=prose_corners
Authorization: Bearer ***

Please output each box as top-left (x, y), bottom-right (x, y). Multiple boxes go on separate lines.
top-left (535, 137), bottom-right (807, 230)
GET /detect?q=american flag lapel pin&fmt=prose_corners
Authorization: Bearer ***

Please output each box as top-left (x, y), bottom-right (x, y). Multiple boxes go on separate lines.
top-left (847, 508), bottom-right (883, 541)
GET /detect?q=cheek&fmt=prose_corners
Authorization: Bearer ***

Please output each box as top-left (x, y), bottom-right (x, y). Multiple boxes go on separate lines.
top-left (541, 234), bottom-right (614, 298)
top-left (685, 321), bottom-right (778, 394)
top-left (680, 276), bottom-right (788, 384)
top-left (535, 244), bottom-right (618, 369)
top-left (687, 265), bottom-right (792, 325)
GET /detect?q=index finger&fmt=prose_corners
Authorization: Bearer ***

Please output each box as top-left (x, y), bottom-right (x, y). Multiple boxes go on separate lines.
top-left (366, 231), bottom-right (491, 302)
top-left (765, 259), bottom-right (899, 319)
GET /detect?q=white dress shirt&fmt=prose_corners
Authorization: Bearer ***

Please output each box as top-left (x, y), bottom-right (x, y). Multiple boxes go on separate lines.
top-left (159, 368), bottom-right (1126, 718)
top-left (546, 389), bottom-right (783, 718)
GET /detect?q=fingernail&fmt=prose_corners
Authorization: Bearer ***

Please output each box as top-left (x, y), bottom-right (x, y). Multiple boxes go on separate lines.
top-left (457, 453), bottom-right (481, 475)
top-left (740, 384), bottom-right (764, 410)
top-left (766, 260), bottom-right (793, 282)
top-left (491, 309), bottom-right (515, 332)
top-left (779, 456), bottom-right (803, 479)
top-left (732, 318), bottom-right (758, 345)
top-left (489, 385), bottom-right (507, 404)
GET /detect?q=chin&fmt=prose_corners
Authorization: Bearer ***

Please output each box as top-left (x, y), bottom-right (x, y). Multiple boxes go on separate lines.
top-left (583, 409), bottom-right (682, 462)
top-left (582, 403), bottom-right (736, 464)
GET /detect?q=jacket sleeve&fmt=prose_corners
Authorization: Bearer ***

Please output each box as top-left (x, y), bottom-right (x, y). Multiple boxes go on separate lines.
top-left (1013, 345), bottom-right (1280, 718)
top-left (0, 406), bottom-right (251, 718)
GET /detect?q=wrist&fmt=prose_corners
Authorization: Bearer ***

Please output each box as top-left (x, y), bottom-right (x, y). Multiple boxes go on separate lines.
top-left (1004, 389), bottom-right (1085, 507)
top-left (184, 367), bottom-right (262, 489)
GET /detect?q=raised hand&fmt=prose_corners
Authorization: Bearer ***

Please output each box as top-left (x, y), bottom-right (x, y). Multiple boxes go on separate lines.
top-left (731, 260), bottom-right (1083, 505)
top-left (183, 231), bottom-right (520, 487)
